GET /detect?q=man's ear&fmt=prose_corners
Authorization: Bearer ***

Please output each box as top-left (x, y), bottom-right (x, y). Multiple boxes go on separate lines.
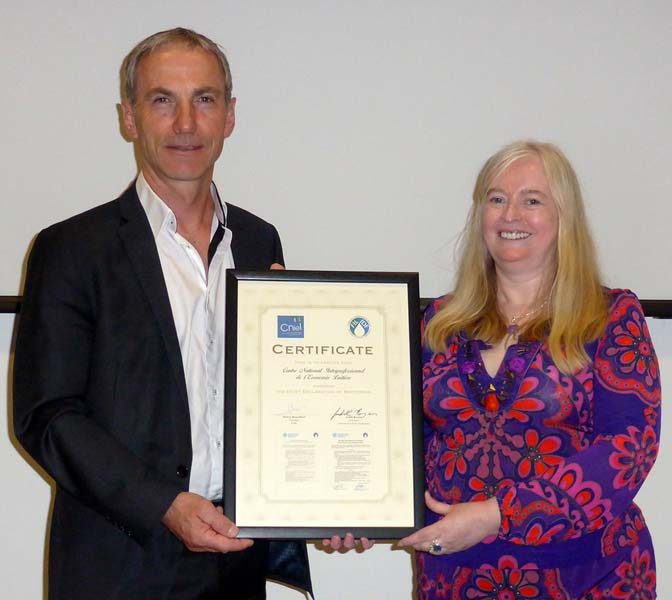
top-left (121, 101), bottom-right (138, 140)
top-left (223, 97), bottom-right (236, 139)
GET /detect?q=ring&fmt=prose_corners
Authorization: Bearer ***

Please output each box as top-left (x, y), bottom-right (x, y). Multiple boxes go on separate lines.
top-left (428, 538), bottom-right (442, 555)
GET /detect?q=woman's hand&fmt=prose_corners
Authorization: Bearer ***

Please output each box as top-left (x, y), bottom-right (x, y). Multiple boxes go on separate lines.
top-left (398, 492), bottom-right (501, 555)
top-left (320, 533), bottom-right (374, 552)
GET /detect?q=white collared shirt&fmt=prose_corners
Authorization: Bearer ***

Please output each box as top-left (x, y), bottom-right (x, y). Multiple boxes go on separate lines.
top-left (136, 173), bottom-right (234, 500)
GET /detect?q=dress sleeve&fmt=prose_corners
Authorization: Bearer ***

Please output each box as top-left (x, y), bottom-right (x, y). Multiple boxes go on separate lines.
top-left (495, 290), bottom-right (661, 545)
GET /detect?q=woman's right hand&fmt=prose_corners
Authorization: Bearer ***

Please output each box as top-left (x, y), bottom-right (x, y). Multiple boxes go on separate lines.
top-left (398, 492), bottom-right (500, 555)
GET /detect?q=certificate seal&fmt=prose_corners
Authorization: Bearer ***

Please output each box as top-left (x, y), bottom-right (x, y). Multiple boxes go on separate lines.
top-left (348, 316), bottom-right (371, 338)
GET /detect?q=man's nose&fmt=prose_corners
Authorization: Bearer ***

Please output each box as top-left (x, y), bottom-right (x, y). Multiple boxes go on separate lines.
top-left (173, 101), bottom-right (196, 133)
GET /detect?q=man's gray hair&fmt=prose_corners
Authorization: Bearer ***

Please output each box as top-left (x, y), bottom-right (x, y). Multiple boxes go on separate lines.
top-left (121, 27), bottom-right (233, 104)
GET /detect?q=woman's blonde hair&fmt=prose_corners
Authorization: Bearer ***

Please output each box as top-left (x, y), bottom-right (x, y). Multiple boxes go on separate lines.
top-left (424, 140), bottom-right (608, 373)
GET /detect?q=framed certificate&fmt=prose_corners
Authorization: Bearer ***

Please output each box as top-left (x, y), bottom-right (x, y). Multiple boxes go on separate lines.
top-left (224, 270), bottom-right (424, 539)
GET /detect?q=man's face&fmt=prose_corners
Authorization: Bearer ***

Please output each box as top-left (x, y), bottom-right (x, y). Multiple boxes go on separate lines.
top-left (122, 43), bottom-right (235, 190)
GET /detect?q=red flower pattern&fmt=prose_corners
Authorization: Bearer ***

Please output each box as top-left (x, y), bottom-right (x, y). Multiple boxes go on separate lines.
top-left (468, 476), bottom-right (515, 502)
top-left (611, 547), bottom-right (656, 599)
top-left (514, 429), bottom-right (563, 478)
top-left (471, 556), bottom-right (540, 598)
top-left (439, 427), bottom-right (469, 480)
top-left (596, 295), bottom-right (660, 405)
top-left (609, 426), bottom-right (658, 491)
top-left (601, 509), bottom-right (646, 556)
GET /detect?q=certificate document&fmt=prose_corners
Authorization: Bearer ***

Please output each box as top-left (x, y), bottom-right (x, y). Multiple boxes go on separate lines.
top-left (224, 270), bottom-right (423, 539)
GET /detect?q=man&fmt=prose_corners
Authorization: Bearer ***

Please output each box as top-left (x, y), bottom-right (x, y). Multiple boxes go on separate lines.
top-left (14, 28), bottom-right (311, 599)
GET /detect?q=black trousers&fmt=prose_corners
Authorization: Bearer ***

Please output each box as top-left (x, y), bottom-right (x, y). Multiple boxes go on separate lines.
top-left (167, 540), bottom-right (269, 600)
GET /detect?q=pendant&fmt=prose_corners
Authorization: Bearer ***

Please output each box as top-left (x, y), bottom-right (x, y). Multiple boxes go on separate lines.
top-left (484, 384), bottom-right (500, 412)
top-left (507, 323), bottom-right (519, 336)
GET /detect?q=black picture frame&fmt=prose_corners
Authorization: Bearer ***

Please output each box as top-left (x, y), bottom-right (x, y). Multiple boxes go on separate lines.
top-left (224, 269), bottom-right (424, 539)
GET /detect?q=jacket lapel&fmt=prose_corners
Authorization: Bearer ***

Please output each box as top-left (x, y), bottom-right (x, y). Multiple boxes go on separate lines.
top-left (227, 205), bottom-right (258, 270)
top-left (117, 185), bottom-right (189, 405)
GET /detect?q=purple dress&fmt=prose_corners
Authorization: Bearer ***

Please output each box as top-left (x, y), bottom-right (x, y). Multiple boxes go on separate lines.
top-left (418, 289), bottom-right (660, 599)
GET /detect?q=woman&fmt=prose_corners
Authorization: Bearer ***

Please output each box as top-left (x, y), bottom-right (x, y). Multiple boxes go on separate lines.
top-left (399, 140), bottom-right (661, 599)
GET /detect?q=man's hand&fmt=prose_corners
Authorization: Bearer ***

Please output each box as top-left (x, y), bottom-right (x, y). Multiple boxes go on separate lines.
top-left (270, 263), bottom-right (285, 270)
top-left (162, 492), bottom-right (253, 553)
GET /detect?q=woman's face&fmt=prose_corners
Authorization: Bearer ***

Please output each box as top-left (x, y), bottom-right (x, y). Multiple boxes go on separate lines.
top-left (482, 155), bottom-right (559, 278)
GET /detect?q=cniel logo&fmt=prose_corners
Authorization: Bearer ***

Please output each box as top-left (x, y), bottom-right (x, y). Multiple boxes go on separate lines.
top-left (277, 316), bottom-right (304, 338)
top-left (348, 316), bottom-right (370, 338)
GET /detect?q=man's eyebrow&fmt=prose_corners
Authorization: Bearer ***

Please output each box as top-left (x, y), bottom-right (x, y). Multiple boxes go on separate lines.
top-left (193, 86), bottom-right (223, 96)
top-left (144, 87), bottom-right (174, 98)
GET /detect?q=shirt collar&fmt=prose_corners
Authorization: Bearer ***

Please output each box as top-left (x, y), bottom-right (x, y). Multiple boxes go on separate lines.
top-left (135, 172), bottom-right (228, 240)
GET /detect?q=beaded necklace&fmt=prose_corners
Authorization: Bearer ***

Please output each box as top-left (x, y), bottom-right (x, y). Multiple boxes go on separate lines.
top-left (458, 337), bottom-right (540, 412)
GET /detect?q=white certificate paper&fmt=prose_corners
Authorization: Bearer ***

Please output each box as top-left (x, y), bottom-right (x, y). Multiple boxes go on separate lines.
top-left (225, 271), bottom-right (423, 539)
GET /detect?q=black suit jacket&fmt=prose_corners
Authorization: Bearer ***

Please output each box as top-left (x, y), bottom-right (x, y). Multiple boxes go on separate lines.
top-left (14, 185), bottom-right (311, 599)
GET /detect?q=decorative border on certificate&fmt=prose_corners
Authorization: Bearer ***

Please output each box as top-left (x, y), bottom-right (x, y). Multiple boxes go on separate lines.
top-left (224, 270), bottom-right (423, 539)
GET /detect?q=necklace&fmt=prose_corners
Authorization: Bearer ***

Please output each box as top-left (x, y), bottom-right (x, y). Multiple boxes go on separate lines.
top-left (459, 338), bottom-right (540, 412)
top-left (506, 300), bottom-right (548, 336)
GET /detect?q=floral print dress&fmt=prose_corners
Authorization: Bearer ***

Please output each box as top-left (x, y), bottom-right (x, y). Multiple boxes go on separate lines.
top-left (418, 289), bottom-right (660, 599)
